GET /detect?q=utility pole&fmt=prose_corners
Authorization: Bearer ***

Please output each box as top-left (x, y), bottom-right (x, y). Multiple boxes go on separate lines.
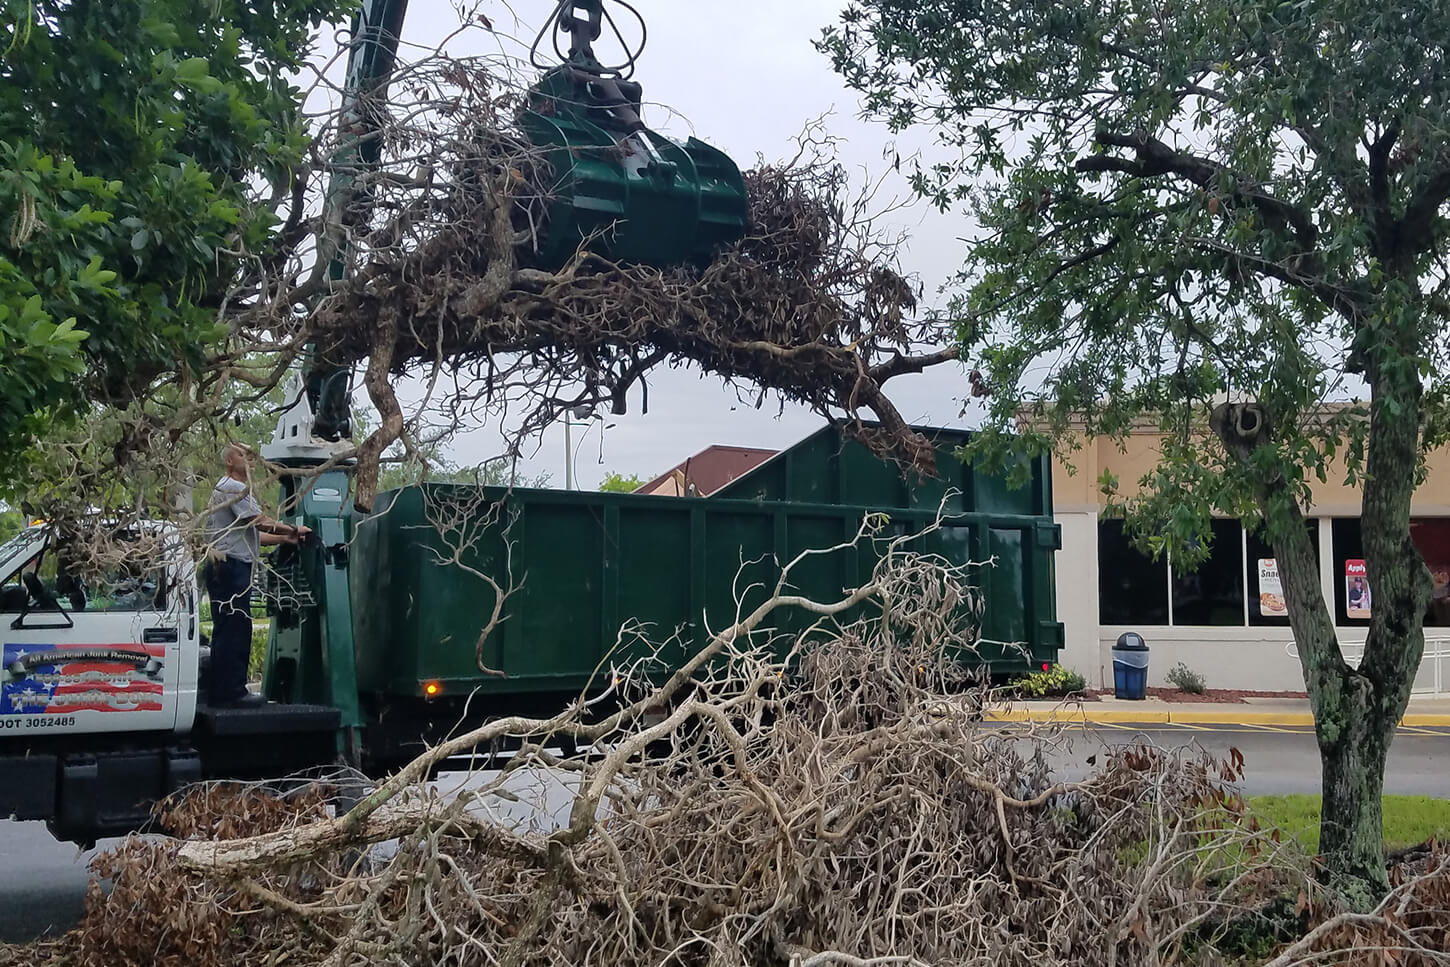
top-left (564, 413), bottom-right (573, 490)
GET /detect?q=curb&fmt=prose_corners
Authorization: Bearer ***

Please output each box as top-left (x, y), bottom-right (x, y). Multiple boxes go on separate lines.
top-left (982, 707), bottom-right (1450, 727)
top-left (984, 708), bottom-right (1170, 725)
top-left (1403, 713), bottom-right (1450, 726)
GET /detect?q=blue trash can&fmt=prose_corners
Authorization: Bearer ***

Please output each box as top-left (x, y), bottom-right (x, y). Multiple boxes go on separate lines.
top-left (1112, 632), bottom-right (1149, 700)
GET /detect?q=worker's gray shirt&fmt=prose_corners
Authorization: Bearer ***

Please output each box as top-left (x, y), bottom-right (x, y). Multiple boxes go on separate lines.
top-left (207, 476), bottom-right (262, 564)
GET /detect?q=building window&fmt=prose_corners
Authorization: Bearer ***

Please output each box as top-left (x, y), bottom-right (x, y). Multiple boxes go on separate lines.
top-left (1098, 519), bottom-right (1169, 625)
top-left (1171, 519), bottom-right (1245, 626)
top-left (1098, 513), bottom-right (1450, 630)
top-left (1245, 521), bottom-right (1320, 627)
top-left (1412, 519), bottom-right (1450, 628)
top-left (1332, 517), bottom-right (1450, 627)
top-left (1331, 518), bottom-right (1367, 628)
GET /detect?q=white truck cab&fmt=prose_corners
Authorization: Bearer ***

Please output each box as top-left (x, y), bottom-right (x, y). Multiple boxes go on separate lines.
top-left (0, 521), bottom-right (341, 846)
top-left (0, 523), bottom-right (200, 738)
top-left (0, 522), bottom-right (211, 843)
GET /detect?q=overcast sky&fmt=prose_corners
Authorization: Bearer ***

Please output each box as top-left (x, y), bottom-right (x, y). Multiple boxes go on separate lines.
top-left (320, 1), bottom-right (983, 487)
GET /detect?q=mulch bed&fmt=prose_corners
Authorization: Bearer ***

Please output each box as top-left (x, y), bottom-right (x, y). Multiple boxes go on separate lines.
top-left (1078, 686), bottom-right (1309, 704)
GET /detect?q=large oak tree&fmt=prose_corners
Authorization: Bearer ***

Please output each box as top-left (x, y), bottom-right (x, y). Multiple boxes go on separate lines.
top-left (823, 0), bottom-right (1450, 904)
top-left (0, 0), bottom-right (354, 486)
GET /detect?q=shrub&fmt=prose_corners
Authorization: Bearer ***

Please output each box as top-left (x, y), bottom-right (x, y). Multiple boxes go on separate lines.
top-left (249, 623), bottom-right (270, 679)
top-left (1167, 662), bottom-right (1207, 694)
top-left (1012, 663), bottom-right (1087, 698)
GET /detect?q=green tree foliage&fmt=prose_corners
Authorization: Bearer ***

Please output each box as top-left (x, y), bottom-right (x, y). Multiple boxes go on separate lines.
top-left (823, 0), bottom-right (1450, 903)
top-left (349, 408), bottom-right (554, 492)
top-left (184, 375), bottom-right (289, 512)
top-left (1, 360), bottom-right (288, 519)
top-left (0, 0), bottom-right (355, 479)
top-left (378, 457), bottom-right (553, 492)
top-left (0, 504), bottom-right (23, 543)
top-left (598, 471), bottom-right (647, 493)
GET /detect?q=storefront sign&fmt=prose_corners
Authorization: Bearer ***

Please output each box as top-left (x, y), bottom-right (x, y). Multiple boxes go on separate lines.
top-left (1257, 559), bottom-right (1287, 617)
top-left (1345, 559), bottom-right (1372, 619)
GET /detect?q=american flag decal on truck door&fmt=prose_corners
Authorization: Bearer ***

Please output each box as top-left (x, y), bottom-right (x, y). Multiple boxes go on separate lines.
top-left (2, 642), bottom-right (165, 714)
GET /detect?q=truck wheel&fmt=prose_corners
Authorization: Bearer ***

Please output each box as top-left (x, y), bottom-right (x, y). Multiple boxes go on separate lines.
top-left (340, 727), bottom-right (363, 771)
top-left (332, 774), bottom-right (370, 818)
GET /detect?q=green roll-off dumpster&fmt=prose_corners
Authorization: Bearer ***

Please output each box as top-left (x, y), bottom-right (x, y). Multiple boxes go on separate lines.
top-left (348, 424), bottom-right (1064, 727)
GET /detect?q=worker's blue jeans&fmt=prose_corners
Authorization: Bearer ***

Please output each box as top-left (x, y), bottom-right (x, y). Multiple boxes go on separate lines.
top-left (205, 556), bottom-right (253, 704)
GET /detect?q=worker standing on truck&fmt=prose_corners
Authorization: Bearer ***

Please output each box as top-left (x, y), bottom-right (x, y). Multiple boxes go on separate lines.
top-left (204, 443), bottom-right (312, 707)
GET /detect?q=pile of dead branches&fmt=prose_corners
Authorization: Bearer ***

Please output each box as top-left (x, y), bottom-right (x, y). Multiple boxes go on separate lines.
top-left (6, 519), bottom-right (1351, 967)
top-left (11, 18), bottom-right (966, 546)
top-left (1267, 847), bottom-right (1450, 966)
top-left (239, 48), bottom-right (953, 509)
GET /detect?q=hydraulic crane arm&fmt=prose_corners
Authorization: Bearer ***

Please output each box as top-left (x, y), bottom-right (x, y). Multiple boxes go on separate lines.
top-left (257, 0), bottom-right (746, 758)
top-left (268, 0), bottom-right (747, 463)
top-left (304, 0), bottom-right (411, 446)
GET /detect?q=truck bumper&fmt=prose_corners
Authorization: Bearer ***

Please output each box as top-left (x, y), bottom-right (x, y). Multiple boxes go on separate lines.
top-left (0, 748), bottom-right (201, 845)
top-left (0, 753), bottom-right (58, 821)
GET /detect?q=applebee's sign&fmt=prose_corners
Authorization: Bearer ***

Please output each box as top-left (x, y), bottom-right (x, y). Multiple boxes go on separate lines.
top-left (1345, 559), bottom-right (1371, 619)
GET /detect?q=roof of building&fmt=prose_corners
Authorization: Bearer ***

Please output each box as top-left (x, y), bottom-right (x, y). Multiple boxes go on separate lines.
top-left (636, 444), bottom-right (779, 497)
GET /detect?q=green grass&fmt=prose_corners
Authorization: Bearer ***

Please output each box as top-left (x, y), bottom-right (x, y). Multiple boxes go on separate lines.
top-left (249, 620), bottom-right (269, 679)
top-left (1115, 795), bottom-right (1450, 873)
top-left (1248, 795), bottom-right (1450, 854)
top-left (199, 618), bottom-right (271, 680)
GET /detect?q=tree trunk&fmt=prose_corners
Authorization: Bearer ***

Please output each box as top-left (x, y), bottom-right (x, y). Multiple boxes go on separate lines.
top-left (1262, 498), bottom-right (1393, 905)
top-left (1332, 330), bottom-right (1435, 903)
top-left (1214, 393), bottom-right (1430, 908)
top-left (1316, 682), bottom-right (1393, 907)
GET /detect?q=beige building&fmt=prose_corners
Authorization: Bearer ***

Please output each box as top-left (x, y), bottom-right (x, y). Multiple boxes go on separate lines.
top-left (1051, 423), bottom-right (1450, 693)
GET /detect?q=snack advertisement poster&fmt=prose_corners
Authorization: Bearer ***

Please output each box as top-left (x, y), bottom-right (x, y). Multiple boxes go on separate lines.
top-left (1257, 559), bottom-right (1287, 617)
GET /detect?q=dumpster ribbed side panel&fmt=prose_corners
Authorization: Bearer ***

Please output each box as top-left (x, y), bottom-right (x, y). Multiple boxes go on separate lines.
top-left (351, 487), bottom-right (408, 694)
top-left (615, 504), bottom-right (693, 671)
top-left (350, 450), bottom-right (1063, 699)
top-left (509, 502), bottom-right (604, 682)
top-left (712, 422), bottom-right (1049, 517)
top-left (701, 511), bottom-right (774, 642)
